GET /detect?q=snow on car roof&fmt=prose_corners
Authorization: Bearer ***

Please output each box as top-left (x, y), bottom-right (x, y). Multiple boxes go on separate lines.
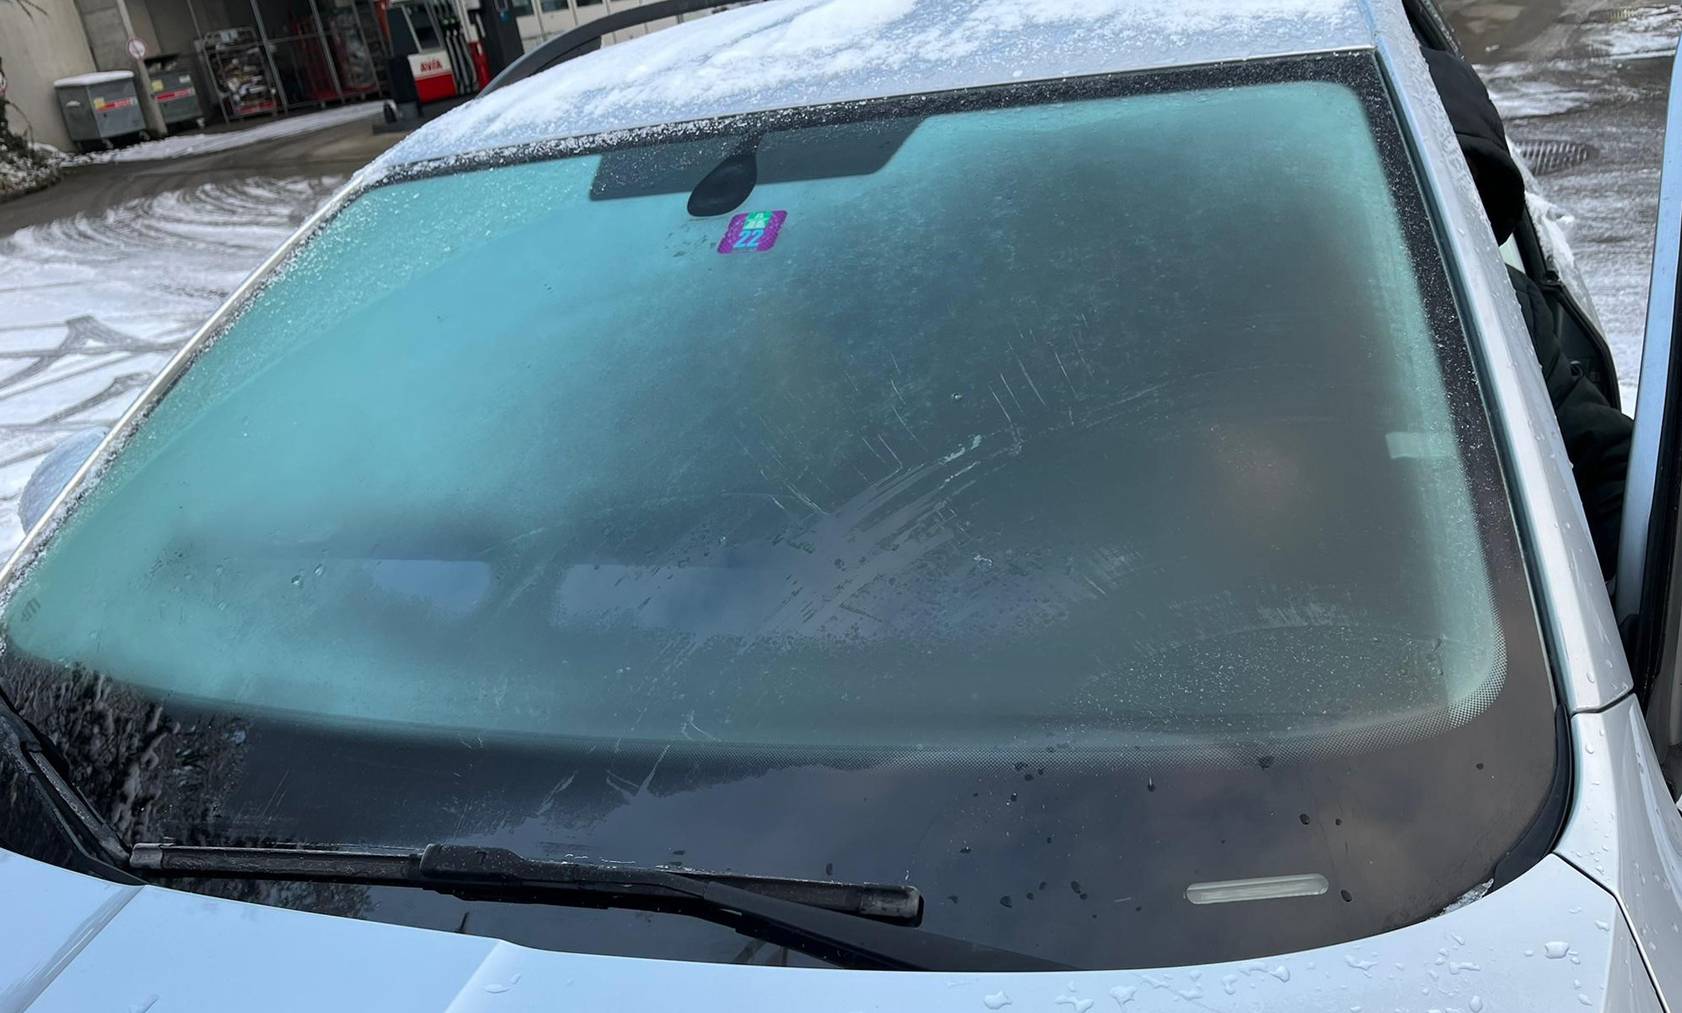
top-left (376, 0), bottom-right (1372, 172)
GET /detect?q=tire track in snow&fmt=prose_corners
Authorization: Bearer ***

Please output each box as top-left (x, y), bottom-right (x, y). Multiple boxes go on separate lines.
top-left (0, 174), bottom-right (342, 552)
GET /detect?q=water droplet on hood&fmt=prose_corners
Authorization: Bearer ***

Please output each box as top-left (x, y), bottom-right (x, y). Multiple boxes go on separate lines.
top-left (983, 991), bottom-right (1012, 1010)
top-left (1544, 941), bottom-right (1571, 959)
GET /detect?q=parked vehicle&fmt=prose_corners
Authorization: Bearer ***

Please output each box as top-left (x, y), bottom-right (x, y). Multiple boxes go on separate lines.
top-left (7, 0), bottom-right (1682, 1008)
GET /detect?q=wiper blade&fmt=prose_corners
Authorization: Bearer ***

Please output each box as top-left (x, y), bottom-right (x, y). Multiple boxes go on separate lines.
top-left (132, 842), bottom-right (917, 918)
top-left (0, 691), bottom-right (1060, 972)
top-left (0, 688), bottom-right (132, 874)
top-left (130, 843), bottom-right (1066, 972)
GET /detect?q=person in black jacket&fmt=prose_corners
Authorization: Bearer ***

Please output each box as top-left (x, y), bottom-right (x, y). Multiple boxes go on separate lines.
top-left (1425, 47), bottom-right (1632, 578)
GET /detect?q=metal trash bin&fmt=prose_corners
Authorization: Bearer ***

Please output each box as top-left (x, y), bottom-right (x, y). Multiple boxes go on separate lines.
top-left (143, 55), bottom-right (205, 131)
top-left (53, 71), bottom-right (146, 151)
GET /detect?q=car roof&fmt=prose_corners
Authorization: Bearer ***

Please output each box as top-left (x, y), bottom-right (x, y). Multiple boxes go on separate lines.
top-left (374, 0), bottom-right (1377, 174)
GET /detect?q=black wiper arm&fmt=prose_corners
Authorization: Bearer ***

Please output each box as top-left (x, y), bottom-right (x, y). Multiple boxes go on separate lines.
top-left (0, 688), bottom-right (132, 875)
top-left (132, 842), bottom-right (917, 918)
top-left (130, 843), bottom-right (1066, 972)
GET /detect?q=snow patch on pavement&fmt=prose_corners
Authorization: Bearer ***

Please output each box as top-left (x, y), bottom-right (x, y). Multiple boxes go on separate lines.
top-left (1468, 1), bottom-right (1682, 410)
top-left (0, 176), bottom-right (338, 552)
top-left (1478, 6), bottom-right (1682, 121)
top-left (1476, 62), bottom-right (1601, 118)
top-left (0, 140), bottom-right (63, 202)
top-left (69, 103), bottom-right (382, 165)
top-left (1588, 3), bottom-right (1682, 62)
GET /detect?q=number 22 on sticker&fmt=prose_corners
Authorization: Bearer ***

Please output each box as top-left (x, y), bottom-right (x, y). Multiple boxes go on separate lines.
top-left (718, 211), bottom-right (787, 254)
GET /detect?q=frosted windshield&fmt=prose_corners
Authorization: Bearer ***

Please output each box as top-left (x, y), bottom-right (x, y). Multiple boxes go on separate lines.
top-left (6, 80), bottom-right (1508, 751)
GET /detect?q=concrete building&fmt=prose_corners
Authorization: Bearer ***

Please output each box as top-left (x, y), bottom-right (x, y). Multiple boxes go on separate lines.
top-left (3, 0), bottom-right (387, 152)
top-left (2, 0), bottom-right (682, 153)
top-left (0, 0), bottom-right (100, 151)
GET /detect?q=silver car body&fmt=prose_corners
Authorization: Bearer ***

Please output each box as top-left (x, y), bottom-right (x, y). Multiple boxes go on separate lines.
top-left (4, 0), bottom-right (1682, 1009)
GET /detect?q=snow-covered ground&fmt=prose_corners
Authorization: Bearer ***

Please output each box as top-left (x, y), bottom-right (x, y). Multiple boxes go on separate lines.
top-left (0, 140), bottom-right (62, 203)
top-left (68, 103), bottom-right (383, 165)
top-left (1464, 0), bottom-right (1682, 410)
top-left (0, 175), bottom-right (342, 549)
top-left (1583, 2), bottom-right (1682, 61)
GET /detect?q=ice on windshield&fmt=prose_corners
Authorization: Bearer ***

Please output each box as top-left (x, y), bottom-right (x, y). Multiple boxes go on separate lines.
top-left (5, 77), bottom-right (1511, 753)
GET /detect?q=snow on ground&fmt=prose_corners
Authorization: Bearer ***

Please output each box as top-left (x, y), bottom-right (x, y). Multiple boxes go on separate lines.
top-left (1475, 5), bottom-right (1681, 410)
top-left (0, 139), bottom-right (62, 203)
top-left (69, 103), bottom-right (383, 165)
top-left (1585, 2), bottom-right (1682, 61)
top-left (0, 176), bottom-right (340, 551)
top-left (1476, 62), bottom-right (1608, 118)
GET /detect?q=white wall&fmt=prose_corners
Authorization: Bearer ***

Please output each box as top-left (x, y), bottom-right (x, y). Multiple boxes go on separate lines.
top-left (0, 0), bottom-right (98, 151)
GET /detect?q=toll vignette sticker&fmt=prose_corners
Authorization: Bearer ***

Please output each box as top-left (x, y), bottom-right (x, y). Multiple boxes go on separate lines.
top-left (718, 211), bottom-right (787, 254)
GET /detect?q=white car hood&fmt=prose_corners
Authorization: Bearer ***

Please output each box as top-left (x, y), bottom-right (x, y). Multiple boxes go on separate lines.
top-left (0, 848), bottom-right (1657, 1012)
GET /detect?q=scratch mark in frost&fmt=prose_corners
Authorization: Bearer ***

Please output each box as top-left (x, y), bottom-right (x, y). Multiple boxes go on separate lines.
top-left (681, 711), bottom-right (718, 741)
top-left (1054, 347), bottom-right (1077, 395)
top-left (639, 743), bottom-right (671, 793)
top-left (877, 433), bottom-right (904, 472)
top-left (891, 402), bottom-right (926, 450)
top-left (999, 371), bottom-right (1024, 413)
top-left (1017, 356), bottom-right (1047, 407)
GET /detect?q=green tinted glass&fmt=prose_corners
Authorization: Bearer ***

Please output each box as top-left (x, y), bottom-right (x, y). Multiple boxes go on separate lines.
top-left (4, 81), bottom-right (1506, 750)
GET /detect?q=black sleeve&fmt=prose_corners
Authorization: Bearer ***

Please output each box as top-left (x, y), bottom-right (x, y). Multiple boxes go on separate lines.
top-left (1508, 265), bottom-right (1631, 576)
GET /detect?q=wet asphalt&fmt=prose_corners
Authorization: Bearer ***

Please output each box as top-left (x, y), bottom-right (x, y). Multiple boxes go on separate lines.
top-left (0, 115), bottom-right (399, 232)
top-left (1444, 0), bottom-right (1681, 408)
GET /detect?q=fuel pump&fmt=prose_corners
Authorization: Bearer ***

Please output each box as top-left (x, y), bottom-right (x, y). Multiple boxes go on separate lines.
top-left (384, 0), bottom-right (484, 109)
top-left (469, 0), bottom-right (524, 80)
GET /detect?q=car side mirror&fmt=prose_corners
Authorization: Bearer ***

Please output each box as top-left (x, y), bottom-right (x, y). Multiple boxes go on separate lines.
top-left (19, 429), bottom-right (108, 534)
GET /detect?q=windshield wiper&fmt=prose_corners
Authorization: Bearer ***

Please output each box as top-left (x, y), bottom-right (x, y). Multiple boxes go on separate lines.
top-left (0, 687), bottom-right (133, 875)
top-left (3, 684), bottom-right (1058, 971)
top-left (130, 842), bottom-right (1066, 972)
top-left (4, 694), bottom-right (1063, 971)
top-left (2, 685), bottom-right (1062, 970)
